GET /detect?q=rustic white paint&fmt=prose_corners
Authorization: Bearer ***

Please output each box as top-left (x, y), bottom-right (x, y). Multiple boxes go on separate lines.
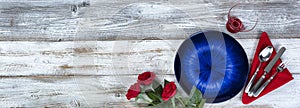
top-left (0, 0), bottom-right (300, 107)
top-left (0, 0), bottom-right (300, 41)
top-left (0, 75), bottom-right (299, 107)
top-left (0, 39), bottom-right (299, 76)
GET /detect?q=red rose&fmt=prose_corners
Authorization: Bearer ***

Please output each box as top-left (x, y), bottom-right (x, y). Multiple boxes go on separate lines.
top-left (162, 82), bottom-right (177, 101)
top-left (137, 72), bottom-right (156, 85)
top-left (126, 83), bottom-right (141, 100)
top-left (226, 16), bottom-right (245, 33)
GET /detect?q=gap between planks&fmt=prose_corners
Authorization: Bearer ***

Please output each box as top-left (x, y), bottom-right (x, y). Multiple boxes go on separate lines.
top-left (0, 39), bottom-right (299, 76)
top-left (0, 75), bottom-right (299, 107)
top-left (0, 0), bottom-right (300, 41)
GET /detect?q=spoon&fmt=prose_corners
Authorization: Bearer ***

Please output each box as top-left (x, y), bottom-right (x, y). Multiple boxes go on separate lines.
top-left (253, 60), bottom-right (289, 97)
top-left (245, 46), bottom-right (273, 94)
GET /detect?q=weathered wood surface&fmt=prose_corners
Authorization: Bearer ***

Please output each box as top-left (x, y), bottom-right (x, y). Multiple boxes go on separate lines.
top-left (0, 0), bottom-right (300, 41)
top-left (0, 39), bottom-right (299, 107)
top-left (1, 0), bottom-right (300, 107)
top-left (0, 75), bottom-right (299, 107)
top-left (0, 39), bottom-right (299, 76)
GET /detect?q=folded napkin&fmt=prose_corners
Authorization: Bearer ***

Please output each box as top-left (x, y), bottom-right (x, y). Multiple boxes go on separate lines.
top-left (242, 32), bottom-right (294, 104)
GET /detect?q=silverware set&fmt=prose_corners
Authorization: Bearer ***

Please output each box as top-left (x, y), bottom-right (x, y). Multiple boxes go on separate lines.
top-left (245, 46), bottom-right (288, 97)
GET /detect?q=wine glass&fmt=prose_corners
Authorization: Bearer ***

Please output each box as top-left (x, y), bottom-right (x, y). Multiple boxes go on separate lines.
top-left (226, 4), bottom-right (258, 34)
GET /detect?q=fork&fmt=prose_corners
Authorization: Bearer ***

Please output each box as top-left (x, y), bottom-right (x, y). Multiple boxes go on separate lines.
top-left (253, 60), bottom-right (289, 97)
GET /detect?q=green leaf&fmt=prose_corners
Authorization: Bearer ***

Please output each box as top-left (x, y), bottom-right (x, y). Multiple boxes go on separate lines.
top-left (164, 79), bottom-right (170, 87)
top-left (148, 100), bottom-right (161, 106)
top-left (154, 85), bottom-right (163, 96)
top-left (189, 86), bottom-right (203, 106)
top-left (152, 80), bottom-right (163, 95)
top-left (145, 90), bottom-right (162, 105)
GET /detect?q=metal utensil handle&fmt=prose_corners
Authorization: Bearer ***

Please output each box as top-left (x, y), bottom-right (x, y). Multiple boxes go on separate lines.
top-left (264, 47), bottom-right (286, 72)
top-left (249, 72), bottom-right (267, 96)
top-left (245, 64), bottom-right (260, 93)
top-left (250, 47), bottom-right (286, 96)
top-left (253, 72), bottom-right (278, 97)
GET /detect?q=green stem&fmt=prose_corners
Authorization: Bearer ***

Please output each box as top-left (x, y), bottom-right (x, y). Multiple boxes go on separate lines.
top-left (176, 97), bottom-right (187, 108)
top-left (137, 94), bottom-right (156, 106)
top-left (171, 97), bottom-right (176, 108)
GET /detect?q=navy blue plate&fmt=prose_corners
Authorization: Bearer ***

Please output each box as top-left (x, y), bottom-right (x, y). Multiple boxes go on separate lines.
top-left (174, 30), bottom-right (249, 103)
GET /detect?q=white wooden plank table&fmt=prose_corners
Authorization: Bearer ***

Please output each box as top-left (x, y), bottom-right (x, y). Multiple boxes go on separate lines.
top-left (0, 0), bottom-right (299, 107)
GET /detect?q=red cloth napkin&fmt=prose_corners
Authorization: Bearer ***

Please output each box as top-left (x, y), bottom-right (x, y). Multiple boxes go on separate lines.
top-left (242, 32), bottom-right (294, 104)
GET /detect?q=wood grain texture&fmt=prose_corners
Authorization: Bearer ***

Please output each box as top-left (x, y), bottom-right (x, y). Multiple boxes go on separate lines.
top-left (1, 0), bottom-right (300, 107)
top-left (0, 0), bottom-right (300, 41)
top-left (0, 75), bottom-right (299, 107)
top-left (0, 39), bottom-right (299, 76)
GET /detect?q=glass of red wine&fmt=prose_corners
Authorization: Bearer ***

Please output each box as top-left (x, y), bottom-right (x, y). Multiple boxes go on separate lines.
top-left (226, 4), bottom-right (258, 34)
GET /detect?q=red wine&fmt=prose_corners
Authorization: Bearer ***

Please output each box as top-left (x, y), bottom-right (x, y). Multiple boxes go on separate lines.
top-left (226, 4), bottom-right (257, 34)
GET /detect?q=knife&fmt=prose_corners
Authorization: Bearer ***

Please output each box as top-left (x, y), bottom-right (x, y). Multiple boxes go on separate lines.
top-left (248, 47), bottom-right (286, 96)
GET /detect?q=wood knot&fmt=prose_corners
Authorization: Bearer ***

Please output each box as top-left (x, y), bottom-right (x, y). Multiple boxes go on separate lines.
top-left (59, 64), bottom-right (73, 69)
top-left (71, 5), bottom-right (78, 13)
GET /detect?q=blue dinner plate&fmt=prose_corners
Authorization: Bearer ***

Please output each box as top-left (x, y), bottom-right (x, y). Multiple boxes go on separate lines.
top-left (174, 30), bottom-right (249, 103)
